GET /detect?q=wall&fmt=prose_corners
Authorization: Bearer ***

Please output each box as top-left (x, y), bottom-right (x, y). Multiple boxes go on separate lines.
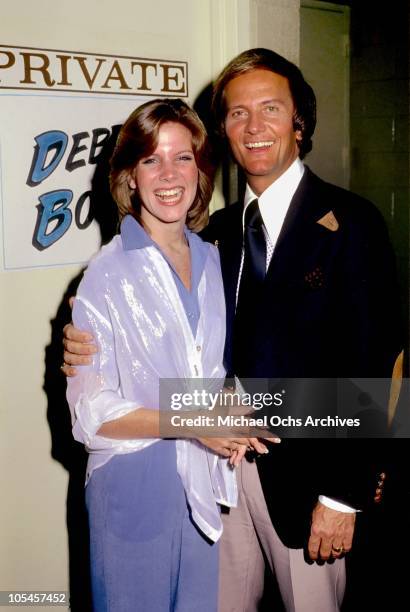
top-left (349, 0), bottom-right (409, 338)
top-left (248, 0), bottom-right (300, 63)
top-left (0, 1), bottom-right (300, 610)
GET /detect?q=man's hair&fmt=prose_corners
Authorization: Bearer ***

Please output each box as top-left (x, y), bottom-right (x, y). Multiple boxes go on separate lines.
top-left (110, 98), bottom-right (214, 232)
top-left (212, 48), bottom-right (316, 159)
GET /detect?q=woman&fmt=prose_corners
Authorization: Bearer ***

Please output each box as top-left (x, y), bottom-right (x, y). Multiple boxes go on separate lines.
top-left (67, 98), bottom-right (267, 612)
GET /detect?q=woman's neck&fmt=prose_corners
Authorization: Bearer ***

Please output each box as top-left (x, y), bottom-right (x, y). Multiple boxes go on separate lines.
top-left (149, 220), bottom-right (191, 290)
top-left (143, 217), bottom-right (188, 253)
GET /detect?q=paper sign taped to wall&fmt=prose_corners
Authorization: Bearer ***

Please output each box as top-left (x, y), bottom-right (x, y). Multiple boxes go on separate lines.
top-left (0, 45), bottom-right (188, 270)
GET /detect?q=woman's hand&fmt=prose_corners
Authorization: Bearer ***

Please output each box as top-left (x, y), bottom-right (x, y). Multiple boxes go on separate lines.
top-left (197, 436), bottom-right (270, 467)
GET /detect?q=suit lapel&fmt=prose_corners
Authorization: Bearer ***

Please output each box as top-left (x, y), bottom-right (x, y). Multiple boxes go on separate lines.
top-left (266, 167), bottom-right (335, 286)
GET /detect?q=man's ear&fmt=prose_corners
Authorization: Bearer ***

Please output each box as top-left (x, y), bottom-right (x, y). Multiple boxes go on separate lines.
top-left (295, 129), bottom-right (302, 144)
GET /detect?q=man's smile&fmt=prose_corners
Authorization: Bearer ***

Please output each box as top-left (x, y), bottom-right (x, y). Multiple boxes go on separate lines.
top-left (244, 140), bottom-right (275, 149)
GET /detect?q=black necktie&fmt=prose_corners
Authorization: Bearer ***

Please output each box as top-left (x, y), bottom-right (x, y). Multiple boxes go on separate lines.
top-left (233, 199), bottom-right (266, 377)
top-left (238, 198), bottom-right (266, 299)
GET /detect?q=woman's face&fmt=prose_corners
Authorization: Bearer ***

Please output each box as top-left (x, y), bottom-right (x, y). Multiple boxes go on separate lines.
top-left (130, 122), bottom-right (198, 230)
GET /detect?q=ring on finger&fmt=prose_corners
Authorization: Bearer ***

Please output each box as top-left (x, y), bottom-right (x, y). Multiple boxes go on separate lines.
top-left (332, 545), bottom-right (344, 554)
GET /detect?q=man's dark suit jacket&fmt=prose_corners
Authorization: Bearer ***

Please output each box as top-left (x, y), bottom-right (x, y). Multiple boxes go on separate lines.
top-left (201, 166), bottom-right (403, 549)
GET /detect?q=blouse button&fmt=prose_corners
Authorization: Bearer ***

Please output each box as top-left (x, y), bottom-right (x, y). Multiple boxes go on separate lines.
top-left (196, 345), bottom-right (201, 352)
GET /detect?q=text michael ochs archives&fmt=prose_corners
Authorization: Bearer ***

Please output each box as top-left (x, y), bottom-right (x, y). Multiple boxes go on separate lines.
top-left (170, 414), bottom-right (361, 429)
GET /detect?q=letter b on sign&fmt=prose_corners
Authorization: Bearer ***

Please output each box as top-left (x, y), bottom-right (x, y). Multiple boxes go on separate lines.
top-left (32, 190), bottom-right (73, 250)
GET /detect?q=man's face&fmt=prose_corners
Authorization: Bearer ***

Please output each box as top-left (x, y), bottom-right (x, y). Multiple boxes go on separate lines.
top-left (223, 69), bottom-right (301, 195)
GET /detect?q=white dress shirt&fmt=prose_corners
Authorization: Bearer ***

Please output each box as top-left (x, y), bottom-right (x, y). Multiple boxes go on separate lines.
top-left (243, 157), bottom-right (305, 266)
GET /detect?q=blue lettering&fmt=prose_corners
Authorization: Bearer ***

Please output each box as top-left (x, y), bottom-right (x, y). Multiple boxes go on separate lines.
top-left (27, 130), bottom-right (68, 186)
top-left (75, 190), bottom-right (93, 229)
top-left (32, 189), bottom-right (73, 250)
top-left (89, 127), bottom-right (111, 164)
top-left (66, 131), bottom-right (89, 172)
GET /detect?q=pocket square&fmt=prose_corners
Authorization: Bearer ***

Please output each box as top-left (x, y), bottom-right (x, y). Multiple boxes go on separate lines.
top-left (304, 266), bottom-right (324, 289)
top-left (317, 210), bottom-right (339, 232)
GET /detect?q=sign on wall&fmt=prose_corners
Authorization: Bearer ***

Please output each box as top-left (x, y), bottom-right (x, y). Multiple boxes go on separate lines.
top-left (0, 45), bottom-right (188, 270)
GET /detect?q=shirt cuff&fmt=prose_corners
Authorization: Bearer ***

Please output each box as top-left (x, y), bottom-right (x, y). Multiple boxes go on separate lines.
top-left (73, 390), bottom-right (137, 446)
top-left (318, 495), bottom-right (357, 513)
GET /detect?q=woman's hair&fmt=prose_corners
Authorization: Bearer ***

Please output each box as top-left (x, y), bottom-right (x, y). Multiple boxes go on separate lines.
top-left (211, 48), bottom-right (316, 159)
top-left (110, 98), bottom-right (214, 231)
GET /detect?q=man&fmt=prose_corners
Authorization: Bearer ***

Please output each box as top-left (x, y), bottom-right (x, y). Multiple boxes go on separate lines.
top-left (63, 49), bottom-right (402, 611)
top-left (201, 48), bottom-right (403, 612)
